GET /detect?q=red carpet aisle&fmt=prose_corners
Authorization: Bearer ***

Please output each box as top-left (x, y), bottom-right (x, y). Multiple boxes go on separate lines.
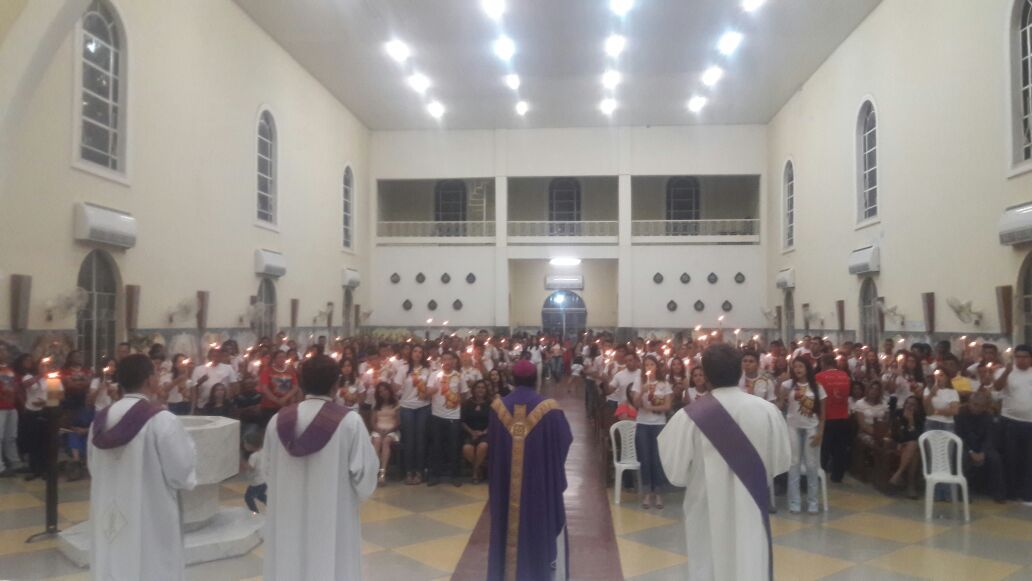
top-left (453, 384), bottom-right (623, 580)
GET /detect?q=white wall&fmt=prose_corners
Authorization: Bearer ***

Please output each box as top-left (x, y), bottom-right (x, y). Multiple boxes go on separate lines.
top-left (0, 0), bottom-right (369, 338)
top-left (765, 0), bottom-right (1032, 339)
top-left (368, 246), bottom-right (497, 328)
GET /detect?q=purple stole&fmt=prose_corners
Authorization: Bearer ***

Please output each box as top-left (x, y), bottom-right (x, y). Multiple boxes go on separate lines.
top-left (92, 399), bottom-right (162, 450)
top-left (685, 394), bottom-right (773, 581)
top-left (276, 400), bottom-right (350, 457)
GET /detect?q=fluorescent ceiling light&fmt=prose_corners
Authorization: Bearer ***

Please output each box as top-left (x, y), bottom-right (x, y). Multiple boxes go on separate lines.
top-left (602, 69), bottom-right (622, 89)
top-left (407, 73), bottom-right (431, 93)
top-left (717, 31), bottom-right (743, 56)
top-left (481, 0), bottom-right (506, 21)
top-left (550, 257), bottom-right (581, 266)
top-left (701, 66), bottom-right (724, 86)
top-left (604, 34), bottom-right (626, 58)
top-left (687, 95), bottom-right (707, 113)
top-left (493, 35), bottom-right (516, 61)
top-left (742, 0), bottom-right (767, 12)
top-left (427, 101), bottom-right (445, 118)
top-left (504, 73), bottom-right (521, 90)
top-left (385, 40), bottom-right (410, 63)
top-left (610, 0), bottom-right (634, 16)
top-left (515, 101), bottom-right (529, 116)
top-left (599, 98), bottom-right (617, 115)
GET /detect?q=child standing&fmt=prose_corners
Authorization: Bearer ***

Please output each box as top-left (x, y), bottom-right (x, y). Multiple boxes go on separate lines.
top-left (243, 430), bottom-right (266, 515)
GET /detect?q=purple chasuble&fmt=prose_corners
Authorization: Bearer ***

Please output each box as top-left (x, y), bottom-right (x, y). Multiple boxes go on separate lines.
top-left (487, 388), bottom-right (573, 581)
top-left (92, 398), bottom-right (162, 449)
top-left (276, 400), bottom-right (350, 457)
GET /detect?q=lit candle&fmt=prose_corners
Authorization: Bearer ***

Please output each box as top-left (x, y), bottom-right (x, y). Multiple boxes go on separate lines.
top-left (427, 318), bottom-right (434, 325)
top-left (752, 334), bottom-right (760, 341)
top-left (45, 372), bottom-right (63, 407)
top-left (694, 325), bottom-right (702, 332)
top-left (734, 329), bottom-right (741, 336)
top-left (968, 341), bottom-right (977, 348)
top-left (183, 358), bottom-right (192, 365)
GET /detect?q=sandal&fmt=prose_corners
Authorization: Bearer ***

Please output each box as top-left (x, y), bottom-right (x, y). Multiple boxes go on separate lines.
top-left (641, 494), bottom-right (652, 509)
top-left (654, 496), bottom-right (664, 510)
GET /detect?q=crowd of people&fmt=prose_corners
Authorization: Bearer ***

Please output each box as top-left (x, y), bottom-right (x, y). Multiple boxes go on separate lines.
top-left (0, 329), bottom-right (1030, 512)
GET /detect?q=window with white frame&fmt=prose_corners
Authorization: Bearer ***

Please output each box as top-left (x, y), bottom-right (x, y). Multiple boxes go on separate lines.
top-left (665, 177), bottom-right (701, 221)
top-left (342, 167), bottom-right (353, 248)
top-left (257, 111), bottom-right (277, 224)
top-left (857, 101), bottom-right (878, 221)
top-left (434, 180), bottom-right (467, 222)
top-left (1017, 0), bottom-right (1032, 162)
top-left (783, 162), bottom-right (795, 248)
top-left (78, 0), bottom-right (125, 171)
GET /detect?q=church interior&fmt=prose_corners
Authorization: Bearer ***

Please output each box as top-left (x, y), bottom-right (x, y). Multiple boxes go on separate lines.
top-left (3, 0), bottom-right (1032, 579)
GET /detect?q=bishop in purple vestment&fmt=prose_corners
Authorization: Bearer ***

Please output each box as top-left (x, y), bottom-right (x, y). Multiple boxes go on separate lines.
top-left (487, 359), bottom-right (573, 581)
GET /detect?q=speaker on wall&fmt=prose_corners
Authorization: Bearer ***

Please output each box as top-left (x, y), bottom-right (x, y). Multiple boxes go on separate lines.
top-left (10, 274), bottom-right (31, 332)
top-left (196, 290), bottom-right (210, 331)
top-left (125, 284), bottom-right (140, 332)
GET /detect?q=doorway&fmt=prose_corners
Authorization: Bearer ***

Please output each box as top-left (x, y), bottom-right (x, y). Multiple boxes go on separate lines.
top-left (541, 291), bottom-right (587, 340)
top-left (76, 250), bottom-right (119, 369)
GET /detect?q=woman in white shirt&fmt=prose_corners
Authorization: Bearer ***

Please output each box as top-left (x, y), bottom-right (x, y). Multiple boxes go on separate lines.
top-left (632, 355), bottom-right (673, 509)
top-left (924, 367), bottom-right (960, 433)
top-left (397, 345), bottom-right (432, 485)
top-left (782, 357), bottom-right (826, 513)
top-left (853, 381), bottom-right (888, 445)
top-left (163, 354), bottom-right (194, 415)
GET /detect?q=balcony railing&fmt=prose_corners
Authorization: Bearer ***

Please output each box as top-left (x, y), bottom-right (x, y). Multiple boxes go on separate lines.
top-left (632, 219), bottom-right (759, 238)
top-left (377, 221), bottom-right (495, 238)
top-left (507, 221), bottom-right (619, 237)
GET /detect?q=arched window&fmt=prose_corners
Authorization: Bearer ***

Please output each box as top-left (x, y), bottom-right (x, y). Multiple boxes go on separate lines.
top-left (255, 278), bottom-right (277, 339)
top-left (77, 0), bottom-right (125, 172)
top-left (783, 290), bottom-right (795, 341)
top-left (434, 180), bottom-right (467, 223)
top-left (665, 177), bottom-right (700, 221)
top-left (857, 101), bottom-right (878, 221)
top-left (257, 111), bottom-right (277, 223)
top-left (859, 277), bottom-right (880, 346)
top-left (541, 291), bottom-right (587, 340)
top-left (783, 162), bottom-right (795, 248)
top-left (342, 167), bottom-right (354, 249)
top-left (1015, 0), bottom-right (1032, 162)
top-left (77, 250), bottom-right (119, 369)
top-left (548, 178), bottom-right (581, 235)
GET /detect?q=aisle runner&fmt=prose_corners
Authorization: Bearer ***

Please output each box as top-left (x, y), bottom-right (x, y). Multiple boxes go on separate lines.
top-left (452, 385), bottom-right (623, 580)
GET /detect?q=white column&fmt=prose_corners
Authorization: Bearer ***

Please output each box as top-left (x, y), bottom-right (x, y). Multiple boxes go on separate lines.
top-left (494, 176), bottom-right (509, 328)
top-left (618, 174), bottom-right (633, 329)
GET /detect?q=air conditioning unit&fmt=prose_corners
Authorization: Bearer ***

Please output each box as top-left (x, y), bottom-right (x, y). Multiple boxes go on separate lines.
top-left (545, 274), bottom-right (584, 290)
top-left (254, 249), bottom-right (286, 278)
top-left (73, 202), bottom-right (137, 249)
top-left (999, 202), bottom-right (1032, 245)
top-left (775, 268), bottom-right (795, 289)
top-left (848, 243), bottom-right (880, 275)
top-left (342, 268), bottom-right (361, 288)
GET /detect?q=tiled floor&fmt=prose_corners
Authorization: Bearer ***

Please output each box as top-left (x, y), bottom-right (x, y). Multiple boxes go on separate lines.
top-left (611, 478), bottom-right (1032, 580)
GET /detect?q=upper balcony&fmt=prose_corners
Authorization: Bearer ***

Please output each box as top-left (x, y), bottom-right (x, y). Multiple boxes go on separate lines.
top-left (507, 177), bottom-right (618, 245)
top-left (631, 175), bottom-right (760, 244)
top-left (377, 178), bottom-right (496, 245)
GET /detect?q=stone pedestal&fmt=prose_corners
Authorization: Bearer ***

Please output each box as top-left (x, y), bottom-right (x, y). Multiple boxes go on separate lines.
top-left (58, 415), bottom-right (263, 567)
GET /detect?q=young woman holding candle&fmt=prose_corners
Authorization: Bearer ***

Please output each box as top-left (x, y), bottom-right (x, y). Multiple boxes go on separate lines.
top-left (632, 355), bottom-right (673, 509)
top-left (398, 345), bottom-right (432, 485)
top-left (782, 357), bottom-right (826, 513)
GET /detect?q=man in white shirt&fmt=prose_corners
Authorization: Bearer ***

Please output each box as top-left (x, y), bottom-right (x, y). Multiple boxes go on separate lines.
top-left (740, 350), bottom-right (776, 402)
top-left (659, 344), bottom-right (790, 581)
top-left (427, 352), bottom-right (469, 486)
top-left (88, 354), bottom-right (197, 581)
top-left (607, 354), bottom-right (640, 411)
top-left (993, 344), bottom-right (1032, 505)
top-left (190, 348), bottom-right (238, 410)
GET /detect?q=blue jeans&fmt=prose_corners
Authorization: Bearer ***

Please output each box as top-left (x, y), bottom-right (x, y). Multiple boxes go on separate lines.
top-left (400, 406), bottom-right (430, 475)
top-left (429, 415), bottom-right (463, 480)
top-left (788, 426), bottom-right (819, 512)
top-left (245, 483), bottom-right (267, 513)
top-left (635, 423), bottom-right (667, 492)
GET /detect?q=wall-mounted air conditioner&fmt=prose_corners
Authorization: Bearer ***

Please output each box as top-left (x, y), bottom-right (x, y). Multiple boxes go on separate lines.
top-left (342, 268), bottom-right (361, 288)
top-left (254, 249), bottom-right (286, 278)
top-left (999, 202), bottom-right (1032, 245)
top-left (848, 243), bottom-right (880, 275)
top-left (775, 268), bottom-right (795, 289)
top-left (545, 274), bottom-right (584, 290)
top-left (74, 202), bottom-right (137, 249)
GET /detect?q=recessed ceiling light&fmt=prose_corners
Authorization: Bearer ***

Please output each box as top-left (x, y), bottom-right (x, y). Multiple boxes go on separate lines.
top-left (407, 73), bottom-right (431, 93)
top-left (602, 69), bottom-right (622, 89)
top-left (701, 66), bottom-right (724, 86)
top-left (742, 0), bottom-right (767, 12)
top-left (385, 40), bottom-right (410, 63)
top-left (717, 31), bottom-right (743, 56)
top-left (427, 101), bottom-right (445, 118)
top-left (599, 98), bottom-right (617, 115)
top-left (610, 0), bottom-right (634, 16)
top-left (515, 101), bottom-right (529, 116)
top-left (504, 73), bottom-right (521, 90)
top-left (687, 95), bottom-right (708, 113)
top-left (481, 0), bottom-right (506, 21)
top-left (493, 35), bottom-right (516, 61)
top-left (605, 34), bottom-right (626, 58)
top-left (550, 257), bottom-right (581, 266)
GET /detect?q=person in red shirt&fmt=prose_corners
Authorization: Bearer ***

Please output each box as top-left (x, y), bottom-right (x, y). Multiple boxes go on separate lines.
top-left (258, 351), bottom-right (300, 426)
top-left (816, 353), bottom-right (853, 483)
top-left (0, 343), bottom-right (19, 477)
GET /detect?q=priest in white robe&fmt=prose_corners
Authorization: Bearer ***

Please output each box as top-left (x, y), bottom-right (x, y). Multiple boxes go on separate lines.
top-left (659, 344), bottom-right (791, 581)
top-left (88, 354), bottom-right (197, 581)
top-left (262, 353), bottom-right (379, 581)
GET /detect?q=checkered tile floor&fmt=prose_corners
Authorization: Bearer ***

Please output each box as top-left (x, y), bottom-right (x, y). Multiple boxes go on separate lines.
top-left (611, 479), bottom-right (1032, 580)
top-left (0, 474), bottom-right (487, 580)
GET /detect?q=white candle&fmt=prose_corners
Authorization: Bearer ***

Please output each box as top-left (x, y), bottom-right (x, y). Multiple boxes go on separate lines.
top-left (45, 372), bottom-right (63, 407)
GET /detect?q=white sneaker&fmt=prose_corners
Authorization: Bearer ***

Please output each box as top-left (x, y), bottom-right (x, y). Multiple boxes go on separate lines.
top-left (1022, 501), bottom-right (1032, 507)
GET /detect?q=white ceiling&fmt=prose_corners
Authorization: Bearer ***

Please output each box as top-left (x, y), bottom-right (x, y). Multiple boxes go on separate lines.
top-left (233, 0), bottom-right (881, 131)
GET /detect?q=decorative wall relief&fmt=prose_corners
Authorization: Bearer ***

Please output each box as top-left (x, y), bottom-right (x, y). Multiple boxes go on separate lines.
top-left (402, 299), bottom-right (412, 311)
top-left (453, 299), bottom-right (463, 310)
top-left (694, 300), bottom-right (705, 312)
top-left (734, 272), bottom-right (746, 284)
top-left (653, 273), bottom-right (664, 284)
top-left (415, 273), bottom-right (426, 284)
top-left (680, 273), bottom-right (691, 284)
top-left (667, 300), bottom-right (678, 312)
top-left (707, 273), bottom-right (718, 284)
top-left (466, 273), bottom-right (476, 284)
top-left (390, 273), bottom-right (400, 284)
top-left (722, 300), bottom-right (733, 312)
top-left (441, 273), bottom-right (451, 284)
top-left (427, 299), bottom-right (437, 311)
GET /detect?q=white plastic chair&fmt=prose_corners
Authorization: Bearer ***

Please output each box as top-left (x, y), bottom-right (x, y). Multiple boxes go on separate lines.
top-left (609, 420), bottom-right (641, 505)
top-left (918, 430), bottom-right (970, 522)
top-left (798, 464), bottom-right (829, 512)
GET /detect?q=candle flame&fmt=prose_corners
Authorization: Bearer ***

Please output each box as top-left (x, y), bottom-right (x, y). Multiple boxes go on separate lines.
top-left (183, 358), bottom-right (191, 365)
top-left (41, 357), bottom-right (52, 364)
top-left (47, 372), bottom-right (60, 379)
